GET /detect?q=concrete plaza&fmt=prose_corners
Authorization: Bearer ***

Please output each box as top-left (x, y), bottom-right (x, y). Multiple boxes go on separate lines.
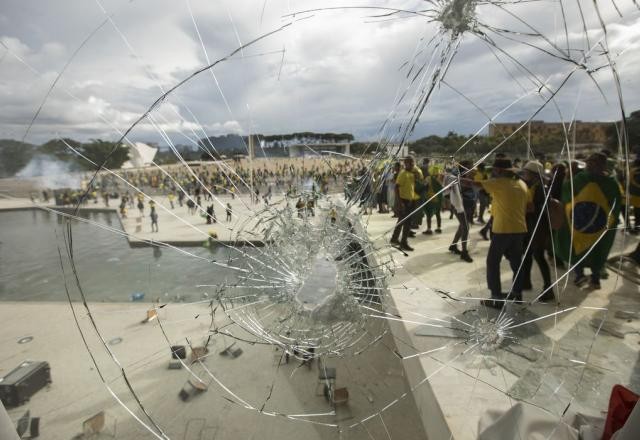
top-left (0, 191), bottom-right (639, 439)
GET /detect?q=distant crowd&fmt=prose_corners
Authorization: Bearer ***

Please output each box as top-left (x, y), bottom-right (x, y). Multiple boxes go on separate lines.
top-left (115, 159), bottom-right (355, 199)
top-left (43, 158), bottom-right (355, 206)
top-left (36, 151), bottom-right (640, 304)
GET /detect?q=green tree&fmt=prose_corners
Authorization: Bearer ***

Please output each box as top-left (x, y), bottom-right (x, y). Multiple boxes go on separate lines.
top-left (80, 139), bottom-right (129, 170)
top-left (39, 138), bottom-right (83, 162)
top-left (0, 139), bottom-right (35, 177)
top-left (629, 110), bottom-right (640, 149)
top-left (606, 110), bottom-right (640, 152)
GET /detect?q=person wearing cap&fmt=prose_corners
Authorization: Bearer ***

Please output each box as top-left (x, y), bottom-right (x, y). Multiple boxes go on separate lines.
top-left (464, 158), bottom-right (528, 306)
top-left (390, 157), bottom-right (422, 251)
top-left (554, 152), bottom-right (621, 289)
top-left (519, 160), bottom-right (555, 302)
top-left (478, 155), bottom-right (507, 240)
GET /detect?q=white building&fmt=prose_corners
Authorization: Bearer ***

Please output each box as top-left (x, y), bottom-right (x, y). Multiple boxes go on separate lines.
top-left (121, 142), bottom-right (158, 168)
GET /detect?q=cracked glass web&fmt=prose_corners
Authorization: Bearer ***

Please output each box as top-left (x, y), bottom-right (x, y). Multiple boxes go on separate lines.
top-left (1, 0), bottom-right (639, 439)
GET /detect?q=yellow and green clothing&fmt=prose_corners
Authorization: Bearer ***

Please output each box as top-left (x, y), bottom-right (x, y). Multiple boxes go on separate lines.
top-left (480, 177), bottom-right (528, 234)
top-left (554, 171), bottom-right (621, 270)
top-left (396, 167), bottom-right (423, 201)
top-left (474, 170), bottom-right (489, 183)
top-left (425, 175), bottom-right (443, 215)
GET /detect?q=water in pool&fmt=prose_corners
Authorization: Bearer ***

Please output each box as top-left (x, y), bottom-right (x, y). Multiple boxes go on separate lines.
top-left (0, 209), bottom-right (240, 302)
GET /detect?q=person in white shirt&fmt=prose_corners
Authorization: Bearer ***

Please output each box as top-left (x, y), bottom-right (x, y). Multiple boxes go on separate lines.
top-left (444, 163), bottom-right (473, 262)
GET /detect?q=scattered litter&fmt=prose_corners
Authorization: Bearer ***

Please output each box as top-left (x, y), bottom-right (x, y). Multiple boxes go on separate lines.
top-left (614, 311), bottom-right (638, 321)
top-left (108, 337), bottom-right (123, 346)
top-left (0, 361), bottom-right (51, 407)
top-left (80, 411), bottom-right (116, 438)
top-left (179, 379), bottom-right (207, 402)
top-left (219, 342), bottom-right (243, 358)
top-left (16, 410), bottom-right (40, 438)
top-left (130, 292), bottom-right (145, 301)
top-left (190, 346), bottom-right (209, 363)
top-left (141, 309), bottom-right (157, 324)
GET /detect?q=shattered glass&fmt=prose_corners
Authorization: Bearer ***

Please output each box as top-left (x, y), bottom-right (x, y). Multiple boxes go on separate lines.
top-left (1, 0), bottom-right (639, 439)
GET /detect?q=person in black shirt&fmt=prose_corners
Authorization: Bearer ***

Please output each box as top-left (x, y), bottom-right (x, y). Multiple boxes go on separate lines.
top-left (520, 161), bottom-right (555, 302)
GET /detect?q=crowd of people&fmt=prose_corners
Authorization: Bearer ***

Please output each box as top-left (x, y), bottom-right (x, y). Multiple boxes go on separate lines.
top-left (37, 151), bottom-right (640, 304)
top-left (110, 158), bottom-right (356, 200)
top-left (50, 158), bottom-right (356, 206)
top-left (384, 150), bottom-right (640, 307)
top-left (48, 158), bottom-right (357, 233)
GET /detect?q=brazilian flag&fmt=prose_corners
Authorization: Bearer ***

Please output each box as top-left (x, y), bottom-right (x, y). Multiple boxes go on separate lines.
top-left (555, 171), bottom-right (621, 270)
top-left (630, 166), bottom-right (640, 208)
top-left (425, 175), bottom-right (443, 216)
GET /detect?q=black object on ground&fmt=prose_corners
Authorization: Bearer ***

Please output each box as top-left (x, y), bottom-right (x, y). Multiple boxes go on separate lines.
top-left (171, 345), bottom-right (187, 359)
top-left (0, 361), bottom-right (51, 408)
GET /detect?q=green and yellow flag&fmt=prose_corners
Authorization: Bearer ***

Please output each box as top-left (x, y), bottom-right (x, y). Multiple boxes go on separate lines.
top-left (554, 171), bottom-right (621, 269)
top-left (425, 175), bottom-right (443, 215)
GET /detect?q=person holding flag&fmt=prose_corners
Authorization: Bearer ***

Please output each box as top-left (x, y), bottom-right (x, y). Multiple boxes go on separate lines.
top-left (555, 152), bottom-right (622, 289)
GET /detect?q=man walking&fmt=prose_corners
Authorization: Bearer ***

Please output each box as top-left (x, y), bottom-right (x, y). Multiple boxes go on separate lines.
top-left (445, 165), bottom-right (473, 262)
top-left (226, 202), bottom-right (233, 222)
top-left (390, 157), bottom-right (422, 252)
top-left (467, 159), bottom-right (528, 307)
top-left (150, 206), bottom-right (159, 233)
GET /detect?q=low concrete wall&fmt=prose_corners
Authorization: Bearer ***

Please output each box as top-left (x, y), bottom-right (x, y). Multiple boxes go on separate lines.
top-left (386, 295), bottom-right (453, 440)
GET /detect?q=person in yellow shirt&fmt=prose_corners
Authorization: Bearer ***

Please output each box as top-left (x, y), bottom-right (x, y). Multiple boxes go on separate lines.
top-left (466, 158), bottom-right (528, 307)
top-left (390, 157), bottom-right (422, 251)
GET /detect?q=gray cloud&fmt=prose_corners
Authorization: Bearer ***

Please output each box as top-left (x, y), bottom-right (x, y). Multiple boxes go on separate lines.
top-left (0, 0), bottom-right (639, 145)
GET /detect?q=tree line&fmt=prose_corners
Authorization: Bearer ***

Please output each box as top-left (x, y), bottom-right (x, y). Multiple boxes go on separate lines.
top-left (0, 138), bottom-right (129, 178)
top-left (1, 112), bottom-right (637, 178)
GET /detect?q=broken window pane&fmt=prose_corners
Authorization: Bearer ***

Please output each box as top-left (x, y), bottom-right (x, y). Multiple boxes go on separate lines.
top-left (0, 1), bottom-right (639, 439)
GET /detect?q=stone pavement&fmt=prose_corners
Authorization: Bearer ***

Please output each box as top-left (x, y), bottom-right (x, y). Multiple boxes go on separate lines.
top-left (366, 208), bottom-right (640, 439)
top-left (1, 193), bottom-right (639, 439)
top-left (0, 192), bottom-right (286, 246)
top-left (0, 301), bottom-right (427, 440)
top-left (115, 193), bottom-right (277, 246)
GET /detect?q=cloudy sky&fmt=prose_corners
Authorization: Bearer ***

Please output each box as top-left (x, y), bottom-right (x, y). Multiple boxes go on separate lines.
top-left (1, 0), bottom-right (640, 146)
